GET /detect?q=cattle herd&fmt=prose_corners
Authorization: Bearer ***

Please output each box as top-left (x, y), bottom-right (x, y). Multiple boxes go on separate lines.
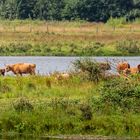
top-left (117, 61), bottom-right (140, 75)
top-left (0, 62), bottom-right (139, 77)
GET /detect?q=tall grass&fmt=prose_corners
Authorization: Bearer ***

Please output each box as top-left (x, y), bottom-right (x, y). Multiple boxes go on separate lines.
top-left (106, 17), bottom-right (127, 27)
top-left (0, 74), bottom-right (139, 136)
top-left (0, 40), bottom-right (139, 56)
top-left (0, 20), bottom-right (139, 56)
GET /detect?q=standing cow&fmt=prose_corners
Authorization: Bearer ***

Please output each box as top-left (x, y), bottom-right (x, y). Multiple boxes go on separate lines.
top-left (5, 63), bottom-right (36, 76)
top-left (117, 62), bottom-right (130, 74)
top-left (123, 64), bottom-right (140, 75)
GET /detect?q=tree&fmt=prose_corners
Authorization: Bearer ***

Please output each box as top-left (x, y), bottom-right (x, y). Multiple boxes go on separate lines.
top-left (0, 0), bottom-right (137, 22)
top-left (77, 0), bottom-right (133, 22)
top-left (16, 0), bottom-right (37, 19)
top-left (62, 0), bottom-right (79, 20)
top-left (34, 0), bottom-right (64, 20)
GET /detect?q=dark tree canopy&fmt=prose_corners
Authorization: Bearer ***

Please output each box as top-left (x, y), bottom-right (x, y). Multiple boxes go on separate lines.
top-left (0, 0), bottom-right (139, 22)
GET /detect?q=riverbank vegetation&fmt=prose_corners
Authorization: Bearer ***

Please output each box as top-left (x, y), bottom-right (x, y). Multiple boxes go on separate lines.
top-left (0, 60), bottom-right (139, 138)
top-left (0, 20), bottom-right (140, 56)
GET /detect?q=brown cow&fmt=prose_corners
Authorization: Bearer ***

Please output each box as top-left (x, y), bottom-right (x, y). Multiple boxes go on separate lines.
top-left (123, 64), bottom-right (140, 75)
top-left (117, 62), bottom-right (130, 74)
top-left (0, 69), bottom-right (5, 76)
top-left (5, 63), bottom-right (36, 76)
top-left (55, 73), bottom-right (70, 81)
top-left (123, 68), bottom-right (138, 75)
top-left (137, 64), bottom-right (140, 72)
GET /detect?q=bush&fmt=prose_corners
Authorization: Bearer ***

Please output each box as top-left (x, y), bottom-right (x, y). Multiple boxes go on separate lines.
top-left (82, 42), bottom-right (104, 56)
top-left (100, 78), bottom-right (140, 113)
top-left (73, 58), bottom-right (110, 83)
top-left (13, 98), bottom-right (33, 112)
top-left (80, 104), bottom-right (92, 120)
top-left (106, 17), bottom-right (127, 27)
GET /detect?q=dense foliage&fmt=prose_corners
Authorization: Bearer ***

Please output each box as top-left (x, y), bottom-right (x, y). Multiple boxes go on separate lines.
top-left (100, 78), bottom-right (140, 113)
top-left (0, 0), bottom-right (140, 22)
top-left (73, 58), bottom-right (111, 82)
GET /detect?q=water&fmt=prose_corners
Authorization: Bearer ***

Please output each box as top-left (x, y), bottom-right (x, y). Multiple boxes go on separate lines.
top-left (0, 56), bottom-right (139, 75)
top-left (1, 135), bottom-right (57, 140)
top-left (1, 135), bottom-right (137, 140)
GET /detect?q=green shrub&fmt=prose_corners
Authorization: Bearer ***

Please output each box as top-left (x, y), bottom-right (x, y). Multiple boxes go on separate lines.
top-left (106, 17), bottom-right (127, 27)
top-left (80, 104), bottom-right (92, 120)
top-left (100, 78), bottom-right (140, 113)
top-left (82, 42), bottom-right (104, 56)
top-left (13, 98), bottom-right (33, 112)
top-left (73, 58), bottom-right (110, 83)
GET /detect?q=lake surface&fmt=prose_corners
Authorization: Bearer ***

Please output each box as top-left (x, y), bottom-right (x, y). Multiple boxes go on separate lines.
top-left (0, 56), bottom-right (139, 75)
top-left (1, 135), bottom-right (137, 140)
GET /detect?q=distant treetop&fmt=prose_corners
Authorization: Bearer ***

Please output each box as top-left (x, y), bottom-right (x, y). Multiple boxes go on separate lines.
top-left (0, 0), bottom-right (140, 22)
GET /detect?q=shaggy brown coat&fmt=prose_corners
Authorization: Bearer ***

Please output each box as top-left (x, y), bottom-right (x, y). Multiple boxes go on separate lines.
top-left (117, 62), bottom-right (130, 73)
top-left (5, 63), bottom-right (36, 75)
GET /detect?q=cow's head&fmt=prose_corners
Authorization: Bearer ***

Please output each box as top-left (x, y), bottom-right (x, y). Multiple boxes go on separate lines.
top-left (138, 64), bottom-right (140, 73)
top-left (117, 62), bottom-right (130, 73)
top-left (0, 69), bottom-right (5, 76)
top-left (5, 65), bottom-right (12, 72)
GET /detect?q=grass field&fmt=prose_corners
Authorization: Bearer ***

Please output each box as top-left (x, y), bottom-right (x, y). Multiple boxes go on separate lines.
top-left (0, 74), bottom-right (139, 137)
top-left (0, 20), bottom-right (139, 138)
top-left (0, 20), bottom-right (140, 56)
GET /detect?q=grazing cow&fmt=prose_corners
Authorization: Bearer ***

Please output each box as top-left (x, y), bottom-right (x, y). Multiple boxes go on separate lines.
top-left (55, 73), bottom-right (70, 81)
top-left (123, 64), bottom-right (140, 75)
top-left (5, 63), bottom-right (36, 76)
top-left (0, 69), bottom-right (5, 76)
top-left (123, 68), bottom-right (138, 75)
top-left (117, 62), bottom-right (130, 74)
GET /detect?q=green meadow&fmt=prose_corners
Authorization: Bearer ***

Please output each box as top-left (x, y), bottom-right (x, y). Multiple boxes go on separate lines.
top-left (0, 20), bottom-right (140, 56)
top-left (0, 74), bottom-right (139, 137)
top-left (0, 20), bottom-right (139, 138)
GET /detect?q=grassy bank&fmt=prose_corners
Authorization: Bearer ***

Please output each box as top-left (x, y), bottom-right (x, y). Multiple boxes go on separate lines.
top-left (0, 40), bottom-right (139, 56)
top-left (0, 20), bottom-right (140, 56)
top-left (0, 74), bottom-right (139, 137)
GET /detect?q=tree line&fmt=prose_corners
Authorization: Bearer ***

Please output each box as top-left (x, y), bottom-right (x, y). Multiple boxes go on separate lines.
top-left (0, 0), bottom-right (140, 22)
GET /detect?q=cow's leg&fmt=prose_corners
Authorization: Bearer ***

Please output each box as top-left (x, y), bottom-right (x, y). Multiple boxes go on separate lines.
top-left (15, 72), bottom-right (22, 76)
top-left (30, 70), bottom-right (35, 75)
top-left (19, 73), bottom-right (22, 76)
